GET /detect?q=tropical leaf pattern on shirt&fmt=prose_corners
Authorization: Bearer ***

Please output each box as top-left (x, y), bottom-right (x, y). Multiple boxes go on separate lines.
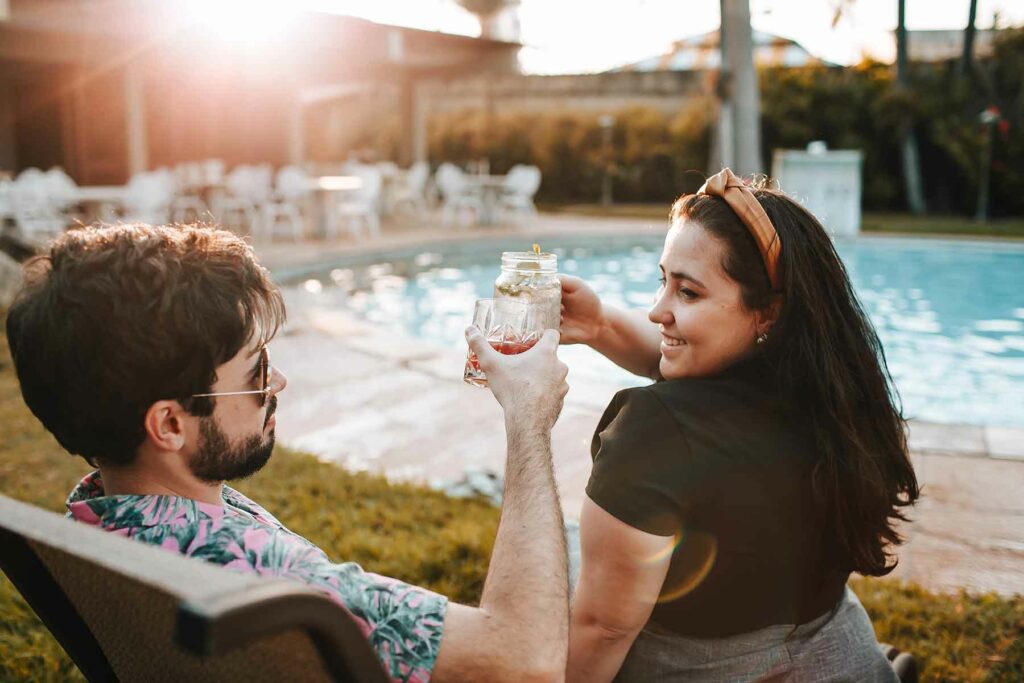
top-left (65, 471), bottom-right (447, 683)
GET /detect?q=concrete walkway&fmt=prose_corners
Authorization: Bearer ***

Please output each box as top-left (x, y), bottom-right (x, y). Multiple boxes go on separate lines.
top-left (257, 214), bottom-right (1024, 597)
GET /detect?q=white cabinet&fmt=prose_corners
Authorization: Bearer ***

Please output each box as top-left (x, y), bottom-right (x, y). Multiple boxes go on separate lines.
top-left (771, 143), bottom-right (863, 237)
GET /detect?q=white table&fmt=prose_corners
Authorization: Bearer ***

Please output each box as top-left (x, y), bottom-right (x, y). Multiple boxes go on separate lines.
top-left (71, 186), bottom-right (129, 203)
top-left (462, 174), bottom-right (507, 226)
top-left (313, 176), bottom-right (362, 192)
top-left (71, 186), bottom-right (129, 222)
top-left (308, 176), bottom-right (363, 237)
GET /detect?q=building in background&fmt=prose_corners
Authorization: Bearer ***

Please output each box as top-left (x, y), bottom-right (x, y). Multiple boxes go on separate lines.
top-left (903, 28), bottom-right (1003, 63)
top-left (417, 28), bottom-right (834, 126)
top-left (613, 29), bottom-right (832, 72)
top-left (0, 0), bottom-right (519, 183)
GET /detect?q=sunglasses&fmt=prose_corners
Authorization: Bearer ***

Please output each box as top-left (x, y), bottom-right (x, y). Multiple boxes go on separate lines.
top-left (190, 346), bottom-right (272, 408)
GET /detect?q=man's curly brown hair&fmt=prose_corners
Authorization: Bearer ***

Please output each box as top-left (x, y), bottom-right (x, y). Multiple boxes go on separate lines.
top-left (6, 224), bottom-right (286, 467)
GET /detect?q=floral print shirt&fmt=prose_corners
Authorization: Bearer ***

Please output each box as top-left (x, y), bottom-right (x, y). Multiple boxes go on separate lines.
top-left (66, 471), bottom-right (447, 682)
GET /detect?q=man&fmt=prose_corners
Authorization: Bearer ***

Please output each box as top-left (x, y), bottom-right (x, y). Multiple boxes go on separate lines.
top-left (6, 224), bottom-right (570, 682)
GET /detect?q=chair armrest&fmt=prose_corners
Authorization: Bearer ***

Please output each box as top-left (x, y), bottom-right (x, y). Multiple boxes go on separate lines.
top-left (176, 580), bottom-right (389, 683)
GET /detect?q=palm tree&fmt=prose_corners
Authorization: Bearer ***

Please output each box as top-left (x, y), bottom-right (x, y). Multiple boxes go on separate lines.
top-left (830, 0), bottom-right (925, 213)
top-left (896, 0), bottom-right (927, 214)
top-left (959, 0), bottom-right (979, 78)
top-left (712, 0), bottom-right (762, 176)
top-left (455, 0), bottom-right (512, 40)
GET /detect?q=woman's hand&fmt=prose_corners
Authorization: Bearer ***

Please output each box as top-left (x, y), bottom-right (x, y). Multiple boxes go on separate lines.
top-left (559, 274), bottom-right (605, 346)
top-left (559, 275), bottom-right (663, 379)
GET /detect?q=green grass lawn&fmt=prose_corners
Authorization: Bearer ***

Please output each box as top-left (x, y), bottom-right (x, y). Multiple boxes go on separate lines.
top-left (541, 203), bottom-right (1024, 239)
top-left (0, 328), bottom-right (1021, 681)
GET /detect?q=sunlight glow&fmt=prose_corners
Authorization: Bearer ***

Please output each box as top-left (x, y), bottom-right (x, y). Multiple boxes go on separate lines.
top-left (175, 0), bottom-right (1024, 72)
top-left (183, 0), bottom-right (299, 43)
top-left (315, 0), bottom-right (1024, 74)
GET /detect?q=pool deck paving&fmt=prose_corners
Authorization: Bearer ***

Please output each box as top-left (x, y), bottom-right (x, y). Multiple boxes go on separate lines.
top-left (256, 213), bottom-right (1024, 597)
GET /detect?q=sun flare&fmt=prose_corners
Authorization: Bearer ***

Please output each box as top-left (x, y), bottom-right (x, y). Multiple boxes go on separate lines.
top-left (183, 0), bottom-right (298, 43)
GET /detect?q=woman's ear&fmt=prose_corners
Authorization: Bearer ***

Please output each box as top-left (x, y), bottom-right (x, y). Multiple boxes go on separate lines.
top-left (142, 400), bottom-right (189, 453)
top-left (755, 296), bottom-right (783, 335)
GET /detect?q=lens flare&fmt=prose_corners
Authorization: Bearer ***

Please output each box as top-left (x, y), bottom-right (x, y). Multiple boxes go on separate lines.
top-left (655, 529), bottom-right (718, 604)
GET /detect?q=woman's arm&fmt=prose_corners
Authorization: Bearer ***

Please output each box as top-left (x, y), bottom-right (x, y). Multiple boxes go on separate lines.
top-left (593, 306), bottom-right (664, 380)
top-left (567, 496), bottom-right (673, 683)
top-left (559, 275), bottom-right (663, 380)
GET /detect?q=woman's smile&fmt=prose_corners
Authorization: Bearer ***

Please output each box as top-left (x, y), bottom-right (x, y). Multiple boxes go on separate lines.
top-left (660, 332), bottom-right (685, 350)
top-left (650, 223), bottom-right (768, 379)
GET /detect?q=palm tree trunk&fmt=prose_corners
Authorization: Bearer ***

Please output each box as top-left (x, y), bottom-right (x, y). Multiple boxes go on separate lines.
top-left (959, 0), bottom-right (979, 78)
top-left (714, 0), bottom-right (762, 176)
top-left (896, 0), bottom-right (927, 214)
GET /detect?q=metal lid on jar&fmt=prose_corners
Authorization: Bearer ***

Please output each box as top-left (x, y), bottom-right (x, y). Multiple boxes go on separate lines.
top-left (501, 251), bottom-right (557, 273)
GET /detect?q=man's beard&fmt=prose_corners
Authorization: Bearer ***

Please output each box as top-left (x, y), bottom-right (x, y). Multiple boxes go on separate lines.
top-left (188, 396), bottom-right (277, 483)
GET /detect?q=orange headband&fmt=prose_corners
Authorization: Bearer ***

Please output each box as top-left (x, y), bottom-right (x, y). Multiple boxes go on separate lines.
top-left (697, 168), bottom-right (782, 291)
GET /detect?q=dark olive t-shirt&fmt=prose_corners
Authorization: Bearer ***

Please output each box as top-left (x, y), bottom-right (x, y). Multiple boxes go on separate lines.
top-left (586, 358), bottom-right (849, 638)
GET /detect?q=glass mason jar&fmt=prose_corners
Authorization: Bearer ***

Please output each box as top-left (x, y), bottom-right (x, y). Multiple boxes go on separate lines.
top-left (493, 251), bottom-right (561, 332)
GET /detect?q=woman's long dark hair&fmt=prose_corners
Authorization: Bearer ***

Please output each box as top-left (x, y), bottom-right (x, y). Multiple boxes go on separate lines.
top-left (671, 189), bottom-right (919, 577)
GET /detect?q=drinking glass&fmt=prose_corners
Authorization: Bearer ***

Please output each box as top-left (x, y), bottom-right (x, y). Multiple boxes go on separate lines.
top-left (463, 298), bottom-right (542, 387)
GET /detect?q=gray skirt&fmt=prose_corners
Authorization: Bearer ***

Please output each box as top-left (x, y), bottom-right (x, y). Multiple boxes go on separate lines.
top-left (613, 587), bottom-right (897, 683)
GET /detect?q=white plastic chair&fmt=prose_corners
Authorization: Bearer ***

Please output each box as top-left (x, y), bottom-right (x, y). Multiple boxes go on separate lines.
top-left (169, 195), bottom-right (209, 225)
top-left (214, 165), bottom-right (270, 235)
top-left (174, 162), bottom-right (204, 194)
top-left (15, 167), bottom-right (45, 184)
top-left (43, 167), bottom-right (78, 209)
top-left (122, 170), bottom-right (174, 225)
top-left (334, 166), bottom-right (382, 240)
top-left (390, 162), bottom-right (430, 217)
top-left (436, 163), bottom-right (483, 229)
top-left (256, 166), bottom-right (309, 242)
top-left (0, 180), bottom-right (13, 222)
top-left (9, 168), bottom-right (68, 242)
top-left (498, 165), bottom-right (541, 223)
top-left (251, 164), bottom-right (274, 204)
top-left (376, 161), bottom-right (400, 178)
top-left (202, 159), bottom-right (226, 188)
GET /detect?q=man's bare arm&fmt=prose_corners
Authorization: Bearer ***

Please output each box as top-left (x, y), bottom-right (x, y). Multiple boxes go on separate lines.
top-left (431, 328), bottom-right (569, 683)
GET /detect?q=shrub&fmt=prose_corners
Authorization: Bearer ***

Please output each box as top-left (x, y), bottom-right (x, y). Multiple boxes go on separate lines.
top-left (427, 100), bottom-right (714, 203)
top-left (426, 28), bottom-right (1024, 216)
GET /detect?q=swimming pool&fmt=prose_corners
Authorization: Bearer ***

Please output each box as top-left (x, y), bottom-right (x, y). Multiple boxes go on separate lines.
top-left (290, 235), bottom-right (1024, 428)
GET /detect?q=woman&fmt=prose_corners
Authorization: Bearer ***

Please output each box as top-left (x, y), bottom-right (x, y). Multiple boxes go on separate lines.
top-left (563, 169), bottom-right (919, 682)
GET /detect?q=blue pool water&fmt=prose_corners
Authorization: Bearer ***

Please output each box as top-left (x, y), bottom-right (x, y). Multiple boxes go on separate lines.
top-left (296, 236), bottom-right (1024, 427)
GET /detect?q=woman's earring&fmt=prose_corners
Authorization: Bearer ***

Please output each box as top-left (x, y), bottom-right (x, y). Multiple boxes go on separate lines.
top-left (756, 332), bottom-right (768, 345)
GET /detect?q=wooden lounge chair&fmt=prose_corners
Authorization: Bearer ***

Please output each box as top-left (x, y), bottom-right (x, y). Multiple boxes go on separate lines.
top-left (0, 494), bottom-right (389, 682)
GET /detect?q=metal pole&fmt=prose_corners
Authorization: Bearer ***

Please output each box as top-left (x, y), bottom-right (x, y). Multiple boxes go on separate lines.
top-left (599, 115), bottom-right (614, 206)
top-left (975, 109), bottom-right (998, 223)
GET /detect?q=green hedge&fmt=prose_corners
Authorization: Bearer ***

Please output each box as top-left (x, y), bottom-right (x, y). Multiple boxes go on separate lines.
top-left (428, 28), bottom-right (1024, 217)
top-left (428, 100), bottom-right (714, 204)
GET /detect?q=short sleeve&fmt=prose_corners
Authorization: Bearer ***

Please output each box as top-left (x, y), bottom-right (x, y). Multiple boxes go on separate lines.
top-left (586, 387), bottom-right (694, 537)
top-left (272, 539), bottom-right (448, 683)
